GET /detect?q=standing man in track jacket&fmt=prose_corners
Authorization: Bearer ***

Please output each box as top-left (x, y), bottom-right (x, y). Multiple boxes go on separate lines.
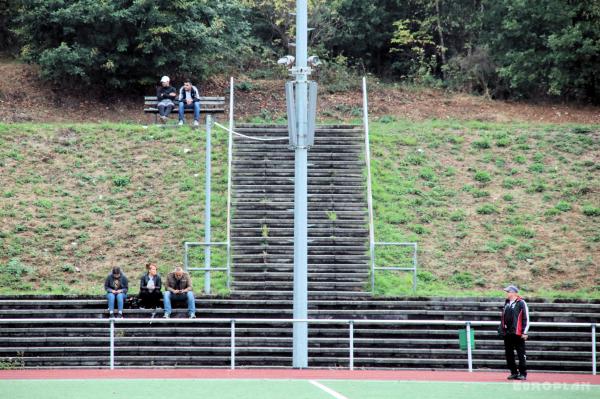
top-left (499, 285), bottom-right (529, 380)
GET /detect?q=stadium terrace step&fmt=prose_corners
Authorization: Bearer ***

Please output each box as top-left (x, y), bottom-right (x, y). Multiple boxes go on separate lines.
top-left (0, 296), bottom-right (598, 371)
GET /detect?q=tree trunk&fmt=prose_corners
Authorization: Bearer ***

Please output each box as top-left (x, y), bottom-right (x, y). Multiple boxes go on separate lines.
top-left (435, 0), bottom-right (447, 78)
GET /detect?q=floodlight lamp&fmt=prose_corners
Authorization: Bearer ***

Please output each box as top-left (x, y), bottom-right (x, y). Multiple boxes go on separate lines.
top-left (307, 56), bottom-right (321, 67)
top-left (277, 55), bottom-right (295, 67)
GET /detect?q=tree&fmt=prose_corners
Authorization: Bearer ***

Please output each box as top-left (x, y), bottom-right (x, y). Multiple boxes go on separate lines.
top-left (13, 0), bottom-right (252, 89)
top-left (481, 0), bottom-right (600, 101)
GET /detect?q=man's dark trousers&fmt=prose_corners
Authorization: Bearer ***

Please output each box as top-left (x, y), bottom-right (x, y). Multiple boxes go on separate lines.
top-left (504, 334), bottom-right (527, 376)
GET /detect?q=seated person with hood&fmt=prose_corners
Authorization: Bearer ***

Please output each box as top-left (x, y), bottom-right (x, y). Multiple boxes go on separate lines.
top-left (104, 266), bottom-right (128, 318)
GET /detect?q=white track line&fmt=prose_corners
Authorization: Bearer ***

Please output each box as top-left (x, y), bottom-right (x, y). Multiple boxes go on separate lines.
top-left (309, 380), bottom-right (350, 399)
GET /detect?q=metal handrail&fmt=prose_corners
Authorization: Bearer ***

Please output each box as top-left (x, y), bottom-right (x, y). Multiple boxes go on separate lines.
top-left (362, 77), bottom-right (377, 295)
top-left (183, 242), bottom-right (230, 290)
top-left (372, 242), bottom-right (418, 293)
top-left (1, 318), bottom-right (596, 374)
top-left (362, 78), bottom-right (418, 294)
top-left (226, 77), bottom-right (234, 295)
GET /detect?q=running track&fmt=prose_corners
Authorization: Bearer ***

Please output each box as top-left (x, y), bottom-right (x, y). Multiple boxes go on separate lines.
top-left (0, 369), bottom-right (598, 384)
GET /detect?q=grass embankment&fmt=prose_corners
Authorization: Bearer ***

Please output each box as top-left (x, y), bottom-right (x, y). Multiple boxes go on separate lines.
top-left (0, 123), bottom-right (229, 295)
top-left (0, 120), bottom-right (598, 298)
top-left (369, 118), bottom-right (599, 298)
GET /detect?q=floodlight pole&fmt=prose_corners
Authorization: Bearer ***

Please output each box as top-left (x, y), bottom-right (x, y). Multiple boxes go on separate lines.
top-left (292, 0), bottom-right (309, 369)
top-left (204, 114), bottom-right (213, 294)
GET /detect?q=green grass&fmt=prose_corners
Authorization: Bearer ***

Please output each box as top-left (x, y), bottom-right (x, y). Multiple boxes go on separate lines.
top-left (0, 379), bottom-right (596, 399)
top-left (369, 119), bottom-right (600, 298)
top-left (0, 123), bottom-right (229, 295)
top-left (0, 120), bottom-right (599, 299)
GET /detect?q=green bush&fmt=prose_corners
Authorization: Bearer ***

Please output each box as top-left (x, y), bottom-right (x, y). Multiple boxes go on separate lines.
top-left (476, 203), bottom-right (497, 215)
top-left (555, 201), bottom-right (572, 212)
top-left (112, 175), bottom-right (131, 187)
top-left (474, 170), bottom-right (492, 184)
top-left (451, 271), bottom-right (474, 288)
top-left (583, 205), bottom-right (600, 217)
top-left (14, 1), bottom-right (252, 88)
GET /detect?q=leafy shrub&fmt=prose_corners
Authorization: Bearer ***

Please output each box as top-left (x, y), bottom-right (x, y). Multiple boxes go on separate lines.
top-left (419, 167), bottom-right (436, 181)
top-left (112, 175), bottom-right (131, 187)
top-left (474, 170), bottom-right (492, 184)
top-left (555, 201), bottom-right (572, 212)
top-left (451, 271), bottom-right (474, 288)
top-left (14, 1), bottom-right (252, 88)
top-left (528, 163), bottom-right (545, 173)
top-left (449, 210), bottom-right (466, 222)
top-left (4, 258), bottom-right (33, 276)
top-left (509, 226), bottom-right (535, 238)
top-left (472, 139), bottom-right (491, 149)
top-left (476, 204), bottom-right (497, 215)
top-left (583, 205), bottom-right (600, 217)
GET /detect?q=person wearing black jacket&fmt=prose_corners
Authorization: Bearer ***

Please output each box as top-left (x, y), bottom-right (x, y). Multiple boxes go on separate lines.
top-left (104, 267), bottom-right (128, 318)
top-left (156, 76), bottom-right (177, 122)
top-left (499, 285), bottom-right (529, 380)
top-left (139, 263), bottom-right (162, 309)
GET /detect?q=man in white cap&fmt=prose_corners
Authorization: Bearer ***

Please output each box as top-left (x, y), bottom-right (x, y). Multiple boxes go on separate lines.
top-left (156, 76), bottom-right (177, 122)
top-left (499, 285), bottom-right (529, 380)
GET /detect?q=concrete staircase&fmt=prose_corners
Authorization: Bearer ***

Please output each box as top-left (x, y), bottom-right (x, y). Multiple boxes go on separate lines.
top-left (230, 124), bottom-right (370, 298)
top-left (0, 296), bottom-right (598, 371)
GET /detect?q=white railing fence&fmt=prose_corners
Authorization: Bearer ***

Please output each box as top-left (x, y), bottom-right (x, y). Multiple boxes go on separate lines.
top-left (1, 318), bottom-right (596, 374)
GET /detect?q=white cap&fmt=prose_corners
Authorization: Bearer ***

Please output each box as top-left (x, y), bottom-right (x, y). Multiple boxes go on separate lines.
top-left (160, 76), bottom-right (170, 83)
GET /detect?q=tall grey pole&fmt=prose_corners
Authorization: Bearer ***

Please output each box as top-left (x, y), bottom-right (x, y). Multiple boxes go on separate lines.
top-left (204, 114), bottom-right (213, 294)
top-left (292, 0), bottom-right (309, 369)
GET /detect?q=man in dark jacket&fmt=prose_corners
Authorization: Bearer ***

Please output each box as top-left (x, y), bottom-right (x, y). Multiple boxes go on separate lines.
top-left (499, 285), bottom-right (529, 380)
top-left (156, 76), bottom-right (177, 122)
top-left (163, 267), bottom-right (196, 318)
top-left (104, 267), bottom-right (128, 318)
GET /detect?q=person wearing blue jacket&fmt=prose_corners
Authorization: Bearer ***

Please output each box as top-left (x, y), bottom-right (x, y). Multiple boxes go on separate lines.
top-left (104, 266), bottom-right (128, 319)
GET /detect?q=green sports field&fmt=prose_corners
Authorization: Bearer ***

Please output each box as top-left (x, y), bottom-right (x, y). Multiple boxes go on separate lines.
top-left (2, 379), bottom-right (598, 399)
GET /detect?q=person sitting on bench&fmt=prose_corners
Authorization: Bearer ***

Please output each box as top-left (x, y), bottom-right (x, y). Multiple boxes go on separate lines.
top-left (163, 267), bottom-right (196, 318)
top-left (156, 76), bottom-right (177, 123)
top-left (177, 79), bottom-right (201, 126)
top-left (104, 266), bottom-right (128, 319)
top-left (139, 263), bottom-right (162, 309)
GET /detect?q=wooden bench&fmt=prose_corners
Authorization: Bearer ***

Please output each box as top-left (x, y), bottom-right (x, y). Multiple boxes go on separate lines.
top-left (144, 96), bottom-right (226, 124)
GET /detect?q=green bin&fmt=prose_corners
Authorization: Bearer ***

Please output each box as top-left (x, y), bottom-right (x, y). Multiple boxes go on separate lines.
top-left (458, 328), bottom-right (475, 351)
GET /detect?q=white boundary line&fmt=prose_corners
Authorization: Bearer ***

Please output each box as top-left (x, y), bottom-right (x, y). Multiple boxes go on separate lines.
top-left (309, 380), bottom-right (350, 399)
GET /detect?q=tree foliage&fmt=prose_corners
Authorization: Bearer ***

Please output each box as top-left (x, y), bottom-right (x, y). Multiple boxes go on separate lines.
top-left (8, 0), bottom-right (600, 101)
top-left (13, 0), bottom-right (252, 88)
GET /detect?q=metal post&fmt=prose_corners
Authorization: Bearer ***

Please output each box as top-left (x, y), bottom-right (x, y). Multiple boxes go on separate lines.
top-left (226, 77), bottom-right (234, 290)
top-left (231, 319), bottom-right (236, 370)
top-left (593, 323), bottom-right (597, 375)
top-left (412, 243), bottom-right (418, 293)
top-left (183, 242), bottom-right (189, 271)
top-left (466, 321), bottom-right (473, 372)
top-left (109, 318), bottom-right (114, 370)
top-left (292, 0), bottom-right (309, 369)
top-left (204, 114), bottom-right (213, 294)
top-left (363, 77), bottom-right (376, 294)
top-left (349, 320), bottom-right (354, 370)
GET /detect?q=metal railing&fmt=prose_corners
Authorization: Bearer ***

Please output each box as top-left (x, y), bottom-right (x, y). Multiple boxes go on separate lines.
top-left (1, 318), bottom-right (596, 374)
top-left (183, 241), bottom-right (230, 291)
top-left (371, 242), bottom-right (418, 293)
top-left (362, 77), bottom-right (418, 294)
top-left (183, 78), bottom-right (236, 294)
